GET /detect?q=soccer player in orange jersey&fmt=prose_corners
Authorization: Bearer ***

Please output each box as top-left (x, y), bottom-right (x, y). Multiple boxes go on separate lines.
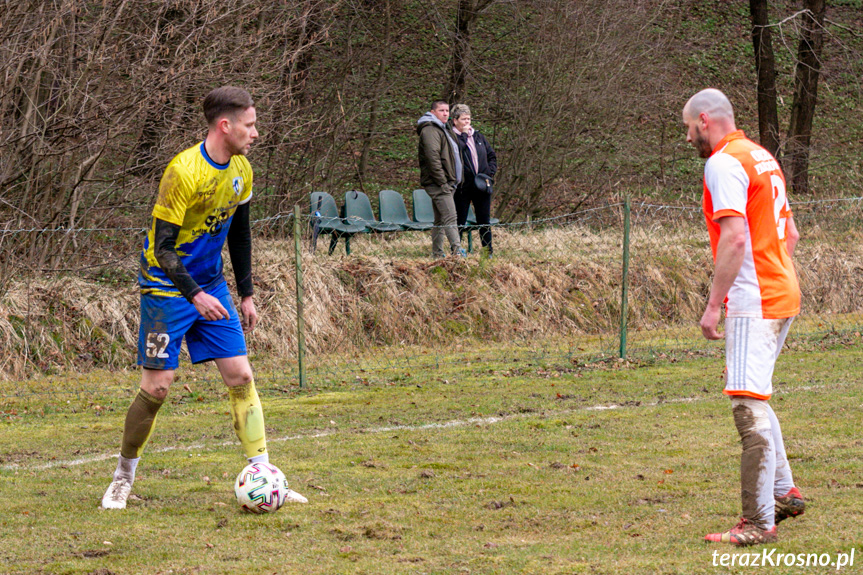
top-left (683, 88), bottom-right (806, 546)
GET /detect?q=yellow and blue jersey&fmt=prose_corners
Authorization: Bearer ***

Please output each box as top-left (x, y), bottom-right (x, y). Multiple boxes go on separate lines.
top-left (139, 142), bottom-right (253, 297)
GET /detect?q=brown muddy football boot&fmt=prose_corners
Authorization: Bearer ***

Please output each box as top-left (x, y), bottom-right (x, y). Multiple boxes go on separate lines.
top-left (775, 486), bottom-right (806, 524)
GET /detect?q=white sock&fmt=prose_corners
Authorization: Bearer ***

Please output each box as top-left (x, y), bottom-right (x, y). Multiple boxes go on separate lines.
top-left (114, 455), bottom-right (140, 483)
top-left (767, 403), bottom-right (795, 497)
top-left (248, 453), bottom-right (269, 465)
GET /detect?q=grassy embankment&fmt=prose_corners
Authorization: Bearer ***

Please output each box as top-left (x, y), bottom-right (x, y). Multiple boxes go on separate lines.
top-left (3, 213), bottom-right (863, 386)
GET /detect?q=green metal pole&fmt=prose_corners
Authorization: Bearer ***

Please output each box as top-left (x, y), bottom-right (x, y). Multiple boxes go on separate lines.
top-left (293, 204), bottom-right (306, 388)
top-left (619, 196), bottom-right (631, 359)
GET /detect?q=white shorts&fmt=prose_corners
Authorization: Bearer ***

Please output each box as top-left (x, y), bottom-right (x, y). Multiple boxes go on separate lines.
top-left (724, 316), bottom-right (795, 400)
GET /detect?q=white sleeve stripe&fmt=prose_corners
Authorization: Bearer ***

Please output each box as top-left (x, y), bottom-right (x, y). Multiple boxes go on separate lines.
top-left (705, 152), bottom-right (749, 215)
top-left (238, 190), bottom-right (253, 205)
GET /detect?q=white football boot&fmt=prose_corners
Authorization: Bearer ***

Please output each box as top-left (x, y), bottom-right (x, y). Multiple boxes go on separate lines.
top-left (285, 488), bottom-right (309, 504)
top-left (101, 478), bottom-right (133, 509)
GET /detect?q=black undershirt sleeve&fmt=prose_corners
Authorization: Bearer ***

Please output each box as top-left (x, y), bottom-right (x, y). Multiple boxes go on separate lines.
top-left (153, 218), bottom-right (202, 302)
top-left (227, 201), bottom-right (254, 298)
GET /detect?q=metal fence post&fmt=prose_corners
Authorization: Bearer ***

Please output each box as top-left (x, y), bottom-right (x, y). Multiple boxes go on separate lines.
top-left (293, 204), bottom-right (306, 388)
top-left (619, 196), bottom-right (631, 359)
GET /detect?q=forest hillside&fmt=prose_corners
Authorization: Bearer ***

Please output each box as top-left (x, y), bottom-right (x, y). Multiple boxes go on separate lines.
top-left (2, 0), bottom-right (861, 233)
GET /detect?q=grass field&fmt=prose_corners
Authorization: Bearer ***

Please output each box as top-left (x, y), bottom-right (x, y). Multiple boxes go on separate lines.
top-left (1, 336), bottom-right (862, 575)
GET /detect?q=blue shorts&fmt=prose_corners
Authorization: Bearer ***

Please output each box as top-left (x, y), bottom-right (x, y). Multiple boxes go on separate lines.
top-left (138, 281), bottom-right (247, 370)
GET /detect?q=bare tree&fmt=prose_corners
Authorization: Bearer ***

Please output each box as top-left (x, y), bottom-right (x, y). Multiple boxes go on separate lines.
top-left (443, 0), bottom-right (498, 105)
top-left (358, 0), bottom-right (396, 186)
top-left (488, 0), bottom-right (678, 219)
top-left (0, 0), bottom-right (341, 269)
top-left (786, 0), bottom-right (826, 195)
top-left (749, 0), bottom-right (782, 158)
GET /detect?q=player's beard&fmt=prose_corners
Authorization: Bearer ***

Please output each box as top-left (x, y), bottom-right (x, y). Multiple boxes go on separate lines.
top-left (227, 139), bottom-right (251, 157)
top-left (693, 128), bottom-right (712, 159)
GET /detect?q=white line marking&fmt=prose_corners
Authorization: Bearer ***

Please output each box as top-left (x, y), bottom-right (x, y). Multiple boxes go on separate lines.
top-left (1, 384), bottom-right (827, 471)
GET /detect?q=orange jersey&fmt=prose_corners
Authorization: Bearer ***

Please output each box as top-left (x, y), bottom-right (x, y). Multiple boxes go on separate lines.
top-left (702, 131), bottom-right (800, 319)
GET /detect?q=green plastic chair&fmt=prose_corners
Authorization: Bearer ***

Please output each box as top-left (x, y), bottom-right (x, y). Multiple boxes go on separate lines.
top-left (378, 190), bottom-right (432, 231)
top-left (309, 192), bottom-right (366, 255)
top-left (344, 190), bottom-right (401, 233)
top-left (411, 189), bottom-right (435, 224)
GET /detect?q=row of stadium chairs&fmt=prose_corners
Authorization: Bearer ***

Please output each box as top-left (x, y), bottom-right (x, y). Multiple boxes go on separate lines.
top-left (309, 190), bottom-right (499, 255)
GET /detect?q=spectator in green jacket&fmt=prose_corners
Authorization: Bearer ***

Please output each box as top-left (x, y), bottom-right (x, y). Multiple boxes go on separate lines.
top-left (416, 101), bottom-right (465, 258)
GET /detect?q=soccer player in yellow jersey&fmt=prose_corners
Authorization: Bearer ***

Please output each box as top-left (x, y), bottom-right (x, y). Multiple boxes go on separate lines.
top-left (102, 86), bottom-right (307, 509)
top-left (683, 88), bottom-right (805, 546)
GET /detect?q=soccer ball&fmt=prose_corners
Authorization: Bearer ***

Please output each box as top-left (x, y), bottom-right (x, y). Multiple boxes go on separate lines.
top-left (234, 462), bottom-right (290, 514)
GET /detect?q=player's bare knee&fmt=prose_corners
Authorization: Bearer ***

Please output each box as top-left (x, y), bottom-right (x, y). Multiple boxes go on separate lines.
top-left (143, 384), bottom-right (170, 400)
top-left (225, 370), bottom-right (253, 387)
top-left (140, 368), bottom-right (173, 399)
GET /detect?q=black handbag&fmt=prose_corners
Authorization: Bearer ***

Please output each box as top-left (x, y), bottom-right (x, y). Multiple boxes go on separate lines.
top-left (474, 173), bottom-right (493, 195)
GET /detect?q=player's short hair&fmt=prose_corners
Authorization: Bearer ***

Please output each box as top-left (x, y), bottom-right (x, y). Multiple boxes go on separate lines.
top-left (451, 104), bottom-right (471, 120)
top-left (431, 100), bottom-right (449, 111)
top-left (685, 88), bottom-right (735, 123)
top-left (203, 86), bottom-right (254, 125)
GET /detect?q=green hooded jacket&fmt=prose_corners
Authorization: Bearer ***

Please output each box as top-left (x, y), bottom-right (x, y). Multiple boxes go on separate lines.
top-left (416, 111), bottom-right (462, 189)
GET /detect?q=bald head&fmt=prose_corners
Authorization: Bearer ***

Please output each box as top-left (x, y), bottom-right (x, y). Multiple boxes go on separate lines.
top-left (682, 88), bottom-right (737, 158)
top-left (683, 88), bottom-right (735, 124)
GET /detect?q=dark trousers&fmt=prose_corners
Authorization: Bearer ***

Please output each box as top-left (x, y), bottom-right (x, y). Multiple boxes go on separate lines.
top-left (454, 187), bottom-right (492, 249)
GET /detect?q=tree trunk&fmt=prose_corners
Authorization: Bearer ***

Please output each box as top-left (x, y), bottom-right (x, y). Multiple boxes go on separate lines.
top-left (358, 0), bottom-right (393, 184)
top-left (443, 0), bottom-right (496, 105)
top-left (285, 0), bottom-right (325, 104)
top-left (786, 0), bottom-right (826, 195)
top-left (749, 0), bottom-right (781, 158)
top-left (444, 0), bottom-right (473, 105)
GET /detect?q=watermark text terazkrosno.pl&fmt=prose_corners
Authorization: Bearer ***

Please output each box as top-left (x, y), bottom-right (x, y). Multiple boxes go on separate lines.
top-left (712, 549), bottom-right (855, 570)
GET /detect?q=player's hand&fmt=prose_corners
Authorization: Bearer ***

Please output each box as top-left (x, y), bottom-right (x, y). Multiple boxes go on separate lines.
top-left (699, 304), bottom-right (723, 340)
top-left (240, 296), bottom-right (257, 333)
top-left (192, 291), bottom-right (230, 321)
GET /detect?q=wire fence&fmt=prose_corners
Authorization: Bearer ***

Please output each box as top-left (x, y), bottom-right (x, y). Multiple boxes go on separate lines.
top-left (2, 196), bottom-right (863, 401)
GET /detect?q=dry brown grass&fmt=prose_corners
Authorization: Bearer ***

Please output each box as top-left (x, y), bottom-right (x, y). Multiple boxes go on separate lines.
top-left (1, 222), bottom-right (862, 380)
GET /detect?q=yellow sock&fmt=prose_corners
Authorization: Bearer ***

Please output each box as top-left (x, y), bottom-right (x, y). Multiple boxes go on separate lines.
top-left (227, 379), bottom-right (267, 459)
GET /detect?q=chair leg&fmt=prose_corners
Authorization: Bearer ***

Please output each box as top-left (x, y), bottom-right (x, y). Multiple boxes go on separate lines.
top-left (310, 223), bottom-right (320, 253)
top-left (467, 229), bottom-right (474, 254)
top-left (328, 234), bottom-right (338, 255)
top-left (345, 236), bottom-right (352, 255)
